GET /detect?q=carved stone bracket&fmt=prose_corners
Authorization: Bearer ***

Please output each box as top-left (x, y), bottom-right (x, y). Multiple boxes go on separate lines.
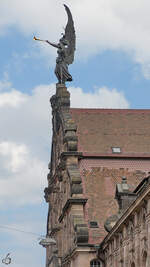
top-left (67, 164), bottom-right (83, 195)
top-left (67, 165), bottom-right (81, 184)
top-left (57, 161), bottom-right (66, 182)
top-left (72, 215), bottom-right (89, 244)
top-left (74, 223), bottom-right (89, 244)
top-left (50, 225), bottom-right (62, 236)
top-left (63, 116), bottom-right (78, 151)
top-left (64, 132), bottom-right (78, 151)
top-left (44, 186), bottom-right (53, 202)
top-left (59, 198), bottom-right (88, 222)
top-left (47, 172), bottom-right (52, 181)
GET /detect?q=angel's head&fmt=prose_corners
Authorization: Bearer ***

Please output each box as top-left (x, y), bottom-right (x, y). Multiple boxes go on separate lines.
top-left (59, 34), bottom-right (68, 46)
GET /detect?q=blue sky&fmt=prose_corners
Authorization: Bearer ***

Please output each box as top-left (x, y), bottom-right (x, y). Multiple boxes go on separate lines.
top-left (0, 0), bottom-right (150, 266)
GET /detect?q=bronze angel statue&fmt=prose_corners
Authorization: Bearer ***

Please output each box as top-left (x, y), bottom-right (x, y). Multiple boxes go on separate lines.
top-left (34, 5), bottom-right (76, 84)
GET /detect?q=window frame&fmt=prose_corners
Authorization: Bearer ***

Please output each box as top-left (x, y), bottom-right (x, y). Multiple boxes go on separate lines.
top-left (90, 259), bottom-right (101, 267)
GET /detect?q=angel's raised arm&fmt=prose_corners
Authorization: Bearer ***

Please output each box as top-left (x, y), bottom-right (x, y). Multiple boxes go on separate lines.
top-left (46, 40), bottom-right (59, 49)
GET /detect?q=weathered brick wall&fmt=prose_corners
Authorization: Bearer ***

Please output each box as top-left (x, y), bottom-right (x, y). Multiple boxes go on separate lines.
top-left (79, 158), bottom-right (150, 243)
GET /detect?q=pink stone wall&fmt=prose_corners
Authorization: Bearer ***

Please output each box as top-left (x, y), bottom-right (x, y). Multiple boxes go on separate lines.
top-left (79, 158), bottom-right (150, 173)
top-left (78, 158), bottom-right (150, 243)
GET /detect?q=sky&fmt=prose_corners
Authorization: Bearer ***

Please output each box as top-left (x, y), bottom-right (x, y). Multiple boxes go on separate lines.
top-left (0, 0), bottom-right (150, 266)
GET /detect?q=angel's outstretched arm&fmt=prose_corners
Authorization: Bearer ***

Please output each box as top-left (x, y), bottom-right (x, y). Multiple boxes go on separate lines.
top-left (46, 40), bottom-right (59, 49)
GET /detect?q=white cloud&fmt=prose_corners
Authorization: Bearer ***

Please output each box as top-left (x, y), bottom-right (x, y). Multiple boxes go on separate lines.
top-left (0, 0), bottom-right (150, 76)
top-left (0, 90), bottom-right (27, 107)
top-left (70, 86), bottom-right (129, 109)
top-left (0, 141), bottom-right (47, 205)
top-left (0, 74), bottom-right (25, 107)
top-left (0, 142), bottom-right (28, 172)
top-left (0, 83), bottom-right (54, 206)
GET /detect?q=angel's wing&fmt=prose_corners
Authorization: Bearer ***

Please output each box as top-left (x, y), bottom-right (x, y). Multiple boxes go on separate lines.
top-left (64, 5), bottom-right (76, 65)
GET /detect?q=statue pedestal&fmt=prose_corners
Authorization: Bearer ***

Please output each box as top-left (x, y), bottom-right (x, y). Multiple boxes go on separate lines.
top-left (50, 83), bottom-right (70, 110)
top-left (56, 83), bottom-right (70, 98)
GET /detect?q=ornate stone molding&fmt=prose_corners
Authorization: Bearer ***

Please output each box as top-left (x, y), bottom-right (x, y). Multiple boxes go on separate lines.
top-left (59, 198), bottom-right (88, 222)
top-left (50, 225), bottom-right (62, 236)
top-left (44, 187), bottom-right (53, 202)
top-left (46, 83), bottom-right (88, 260)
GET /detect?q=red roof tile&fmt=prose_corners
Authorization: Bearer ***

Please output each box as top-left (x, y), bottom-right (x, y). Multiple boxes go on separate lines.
top-left (70, 108), bottom-right (150, 155)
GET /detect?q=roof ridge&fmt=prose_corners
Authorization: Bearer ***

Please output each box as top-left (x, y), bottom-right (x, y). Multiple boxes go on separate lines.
top-left (70, 108), bottom-right (150, 113)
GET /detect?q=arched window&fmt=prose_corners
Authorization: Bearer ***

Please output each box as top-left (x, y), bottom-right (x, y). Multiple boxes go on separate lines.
top-left (142, 251), bottom-right (147, 267)
top-left (90, 259), bottom-right (101, 267)
top-left (130, 226), bottom-right (134, 240)
top-left (131, 263), bottom-right (135, 267)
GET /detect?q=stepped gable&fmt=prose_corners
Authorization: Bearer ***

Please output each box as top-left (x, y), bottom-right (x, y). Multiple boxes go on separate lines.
top-left (70, 108), bottom-right (150, 155)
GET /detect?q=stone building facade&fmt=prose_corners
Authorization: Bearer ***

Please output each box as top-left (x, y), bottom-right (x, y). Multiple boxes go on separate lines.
top-left (99, 176), bottom-right (150, 267)
top-left (44, 83), bottom-right (150, 267)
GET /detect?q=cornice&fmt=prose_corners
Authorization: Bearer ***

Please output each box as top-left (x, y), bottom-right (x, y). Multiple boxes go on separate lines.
top-left (80, 152), bottom-right (150, 159)
top-left (61, 151), bottom-right (82, 159)
top-left (59, 198), bottom-right (88, 222)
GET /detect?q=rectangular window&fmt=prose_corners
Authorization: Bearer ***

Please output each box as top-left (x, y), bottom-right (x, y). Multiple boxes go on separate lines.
top-left (89, 221), bottom-right (99, 228)
top-left (112, 147), bottom-right (121, 153)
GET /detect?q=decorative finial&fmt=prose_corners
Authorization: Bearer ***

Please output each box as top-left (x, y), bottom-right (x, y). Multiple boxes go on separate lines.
top-left (122, 176), bottom-right (127, 184)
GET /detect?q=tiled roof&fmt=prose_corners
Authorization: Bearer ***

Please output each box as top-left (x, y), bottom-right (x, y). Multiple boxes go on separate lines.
top-left (70, 108), bottom-right (150, 156)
